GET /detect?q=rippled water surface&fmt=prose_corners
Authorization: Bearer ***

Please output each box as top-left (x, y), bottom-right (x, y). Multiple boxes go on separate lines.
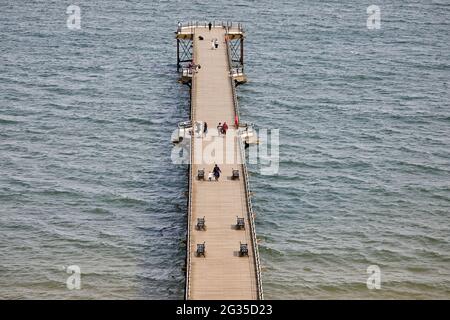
top-left (1, 0), bottom-right (449, 299)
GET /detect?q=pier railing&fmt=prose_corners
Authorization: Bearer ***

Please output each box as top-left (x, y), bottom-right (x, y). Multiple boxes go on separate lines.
top-left (225, 29), bottom-right (264, 300)
top-left (177, 21), bottom-right (244, 34)
top-left (185, 59), bottom-right (196, 299)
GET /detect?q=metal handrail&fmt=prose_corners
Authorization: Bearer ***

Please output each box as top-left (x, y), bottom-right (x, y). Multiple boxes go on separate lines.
top-left (177, 21), bottom-right (244, 34)
top-left (225, 27), bottom-right (264, 300)
top-left (185, 145), bottom-right (193, 299)
top-left (184, 41), bottom-right (197, 300)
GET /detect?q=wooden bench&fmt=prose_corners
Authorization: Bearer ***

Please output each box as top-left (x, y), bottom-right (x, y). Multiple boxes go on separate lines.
top-left (197, 169), bottom-right (205, 180)
top-left (239, 242), bottom-right (248, 257)
top-left (197, 242), bottom-right (206, 257)
top-left (231, 169), bottom-right (240, 180)
top-left (236, 216), bottom-right (245, 230)
top-left (196, 216), bottom-right (206, 231)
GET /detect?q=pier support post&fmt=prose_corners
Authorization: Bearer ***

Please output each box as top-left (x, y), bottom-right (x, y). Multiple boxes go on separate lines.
top-left (177, 39), bottom-right (180, 72)
top-left (176, 37), bottom-right (193, 74)
top-left (240, 37), bottom-right (244, 69)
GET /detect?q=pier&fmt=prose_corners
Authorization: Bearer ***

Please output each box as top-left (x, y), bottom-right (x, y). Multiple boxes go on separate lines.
top-left (176, 22), bottom-right (263, 300)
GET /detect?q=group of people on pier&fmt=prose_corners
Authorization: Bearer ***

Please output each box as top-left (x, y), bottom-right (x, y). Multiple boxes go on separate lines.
top-left (211, 38), bottom-right (219, 50)
top-left (217, 122), bottom-right (229, 136)
top-left (194, 121), bottom-right (208, 137)
top-left (193, 121), bottom-right (235, 138)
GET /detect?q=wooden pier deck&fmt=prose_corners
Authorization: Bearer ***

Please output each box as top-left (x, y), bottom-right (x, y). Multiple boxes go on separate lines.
top-left (176, 23), bottom-right (263, 300)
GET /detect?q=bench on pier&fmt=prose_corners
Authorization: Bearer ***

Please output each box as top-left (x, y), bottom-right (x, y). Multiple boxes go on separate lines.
top-left (198, 169), bottom-right (205, 180)
top-left (236, 216), bottom-right (245, 230)
top-left (197, 242), bottom-right (206, 257)
top-left (239, 242), bottom-right (248, 257)
top-left (231, 169), bottom-right (240, 180)
top-left (196, 216), bottom-right (206, 231)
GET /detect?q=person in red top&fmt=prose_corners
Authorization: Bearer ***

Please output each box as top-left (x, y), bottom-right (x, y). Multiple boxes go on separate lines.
top-left (222, 122), bottom-right (229, 135)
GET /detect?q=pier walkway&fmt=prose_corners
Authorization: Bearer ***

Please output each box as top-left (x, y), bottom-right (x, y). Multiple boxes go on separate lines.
top-left (176, 23), bottom-right (263, 300)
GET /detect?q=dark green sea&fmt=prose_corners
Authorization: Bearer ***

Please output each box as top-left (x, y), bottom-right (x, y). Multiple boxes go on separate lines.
top-left (0, 0), bottom-right (449, 299)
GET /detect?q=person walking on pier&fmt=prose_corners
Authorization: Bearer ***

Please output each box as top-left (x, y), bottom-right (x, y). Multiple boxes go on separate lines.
top-left (214, 38), bottom-right (219, 49)
top-left (222, 122), bottom-right (229, 135)
top-left (217, 122), bottom-right (222, 136)
top-left (213, 164), bottom-right (222, 181)
top-left (190, 63), bottom-right (201, 73)
top-left (203, 122), bottom-right (208, 137)
top-left (195, 121), bottom-right (202, 137)
top-left (211, 39), bottom-right (215, 50)
top-left (208, 22), bottom-right (212, 31)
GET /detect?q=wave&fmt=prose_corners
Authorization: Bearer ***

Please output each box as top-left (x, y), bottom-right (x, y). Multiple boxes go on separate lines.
top-left (0, 118), bottom-right (20, 125)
